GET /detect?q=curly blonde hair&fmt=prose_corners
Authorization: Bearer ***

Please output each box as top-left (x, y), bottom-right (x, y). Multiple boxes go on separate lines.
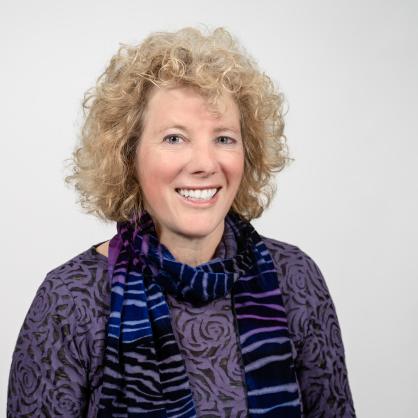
top-left (64, 26), bottom-right (292, 223)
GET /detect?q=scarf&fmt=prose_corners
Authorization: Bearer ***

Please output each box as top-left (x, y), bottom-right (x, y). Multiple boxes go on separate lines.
top-left (97, 210), bottom-right (302, 417)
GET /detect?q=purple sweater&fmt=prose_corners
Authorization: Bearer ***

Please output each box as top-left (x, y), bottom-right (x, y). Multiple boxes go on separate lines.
top-left (7, 236), bottom-right (356, 417)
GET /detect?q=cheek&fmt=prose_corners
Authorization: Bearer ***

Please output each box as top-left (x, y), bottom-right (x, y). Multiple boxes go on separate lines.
top-left (225, 151), bottom-right (245, 183)
top-left (137, 150), bottom-right (178, 192)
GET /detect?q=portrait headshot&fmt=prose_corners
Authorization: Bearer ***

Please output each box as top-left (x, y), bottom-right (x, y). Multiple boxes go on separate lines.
top-left (2, 1), bottom-right (417, 418)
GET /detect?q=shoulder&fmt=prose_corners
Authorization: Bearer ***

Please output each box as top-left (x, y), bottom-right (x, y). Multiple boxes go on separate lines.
top-left (260, 235), bottom-right (305, 264)
top-left (36, 245), bottom-right (110, 369)
top-left (8, 246), bottom-right (110, 415)
top-left (39, 245), bottom-right (111, 328)
top-left (260, 234), bottom-right (324, 285)
top-left (44, 245), bottom-right (109, 291)
top-left (260, 235), bottom-right (332, 338)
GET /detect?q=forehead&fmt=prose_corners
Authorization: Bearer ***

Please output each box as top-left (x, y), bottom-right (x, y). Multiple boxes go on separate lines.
top-left (144, 86), bottom-right (240, 128)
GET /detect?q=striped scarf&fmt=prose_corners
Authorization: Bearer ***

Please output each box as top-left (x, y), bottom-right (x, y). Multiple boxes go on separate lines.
top-left (98, 210), bottom-right (302, 417)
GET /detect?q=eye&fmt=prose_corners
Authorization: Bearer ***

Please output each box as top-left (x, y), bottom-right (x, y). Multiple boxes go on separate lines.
top-left (163, 134), bottom-right (184, 144)
top-left (217, 136), bottom-right (235, 145)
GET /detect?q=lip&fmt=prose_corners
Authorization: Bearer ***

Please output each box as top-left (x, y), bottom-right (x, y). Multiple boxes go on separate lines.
top-left (175, 187), bottom-right (221, 206)
top-left (175, 185), bottom-right (222, 190)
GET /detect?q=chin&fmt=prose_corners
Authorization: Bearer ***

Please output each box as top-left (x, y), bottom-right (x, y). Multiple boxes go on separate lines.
top-left (175, 216), bottom-right (223, 238)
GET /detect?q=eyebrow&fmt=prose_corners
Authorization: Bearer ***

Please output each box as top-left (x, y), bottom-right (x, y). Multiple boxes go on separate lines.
top-left (157, 124), bottom-right (241, 135)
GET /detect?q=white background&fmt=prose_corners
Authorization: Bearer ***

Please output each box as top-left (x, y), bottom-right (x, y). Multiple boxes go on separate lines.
top-left (1, 1), bottom-right (417, 416)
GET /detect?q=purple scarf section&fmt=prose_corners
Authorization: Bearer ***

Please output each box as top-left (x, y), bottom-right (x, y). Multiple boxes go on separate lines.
top-left (97, 210), bottom-right (302, 417)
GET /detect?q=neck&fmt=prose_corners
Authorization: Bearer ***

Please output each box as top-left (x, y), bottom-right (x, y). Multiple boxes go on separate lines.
top-left (156, 221), bottom-right (225, 267)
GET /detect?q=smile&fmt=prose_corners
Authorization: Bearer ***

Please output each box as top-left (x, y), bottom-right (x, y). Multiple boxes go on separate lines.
top-left (175, 187), bottom-right (221, 203)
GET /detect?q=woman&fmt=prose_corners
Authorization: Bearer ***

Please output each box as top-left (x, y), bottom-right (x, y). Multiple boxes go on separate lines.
top-left (7, 27), bottom-right (356, 417)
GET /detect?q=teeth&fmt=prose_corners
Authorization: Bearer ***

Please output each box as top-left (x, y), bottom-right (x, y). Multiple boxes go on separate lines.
top-left (177, 188), bottom-right (218, 200)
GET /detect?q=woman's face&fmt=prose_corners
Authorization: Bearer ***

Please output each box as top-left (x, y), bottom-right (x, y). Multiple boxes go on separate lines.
top-left (135, 85), bottom-right (244, 242)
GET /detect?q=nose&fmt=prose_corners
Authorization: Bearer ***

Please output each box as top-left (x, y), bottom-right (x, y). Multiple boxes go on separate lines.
top-left (187, 140), bottom-right (219, 176)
